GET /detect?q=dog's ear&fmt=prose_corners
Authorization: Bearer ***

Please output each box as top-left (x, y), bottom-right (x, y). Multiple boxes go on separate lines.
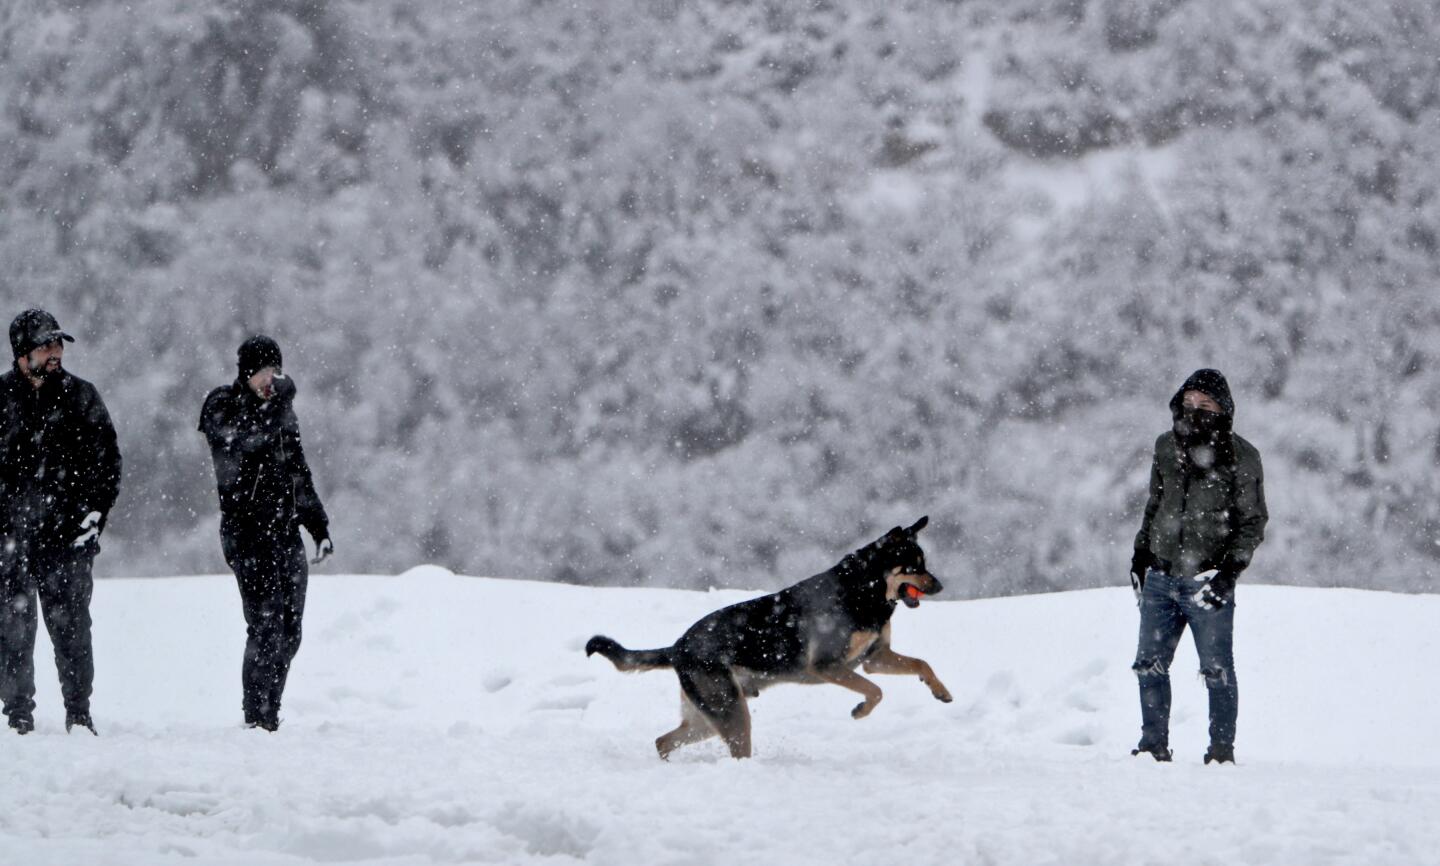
top-left (907, 516), bottom-right (929, 535)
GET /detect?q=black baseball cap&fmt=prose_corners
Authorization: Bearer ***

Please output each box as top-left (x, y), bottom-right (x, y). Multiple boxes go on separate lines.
top-left (10, 309), bottom-right (75, 358)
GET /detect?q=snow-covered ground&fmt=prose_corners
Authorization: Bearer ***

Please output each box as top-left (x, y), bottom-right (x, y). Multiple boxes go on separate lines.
top-left (3, 569), bottom-right (1438, 865)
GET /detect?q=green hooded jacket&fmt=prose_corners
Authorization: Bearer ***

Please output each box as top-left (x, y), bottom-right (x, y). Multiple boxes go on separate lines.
top-left (1140, 429), bottom-right (1267, 576)
top-left (1135, 429), bottom-right (1268, 579)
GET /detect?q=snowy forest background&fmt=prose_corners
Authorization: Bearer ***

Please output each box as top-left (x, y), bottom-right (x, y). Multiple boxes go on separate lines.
top-left (3, 0), bottom-right (1439, 596)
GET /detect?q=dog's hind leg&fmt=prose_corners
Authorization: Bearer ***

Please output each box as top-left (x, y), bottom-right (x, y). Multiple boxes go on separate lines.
top-left (656, 691), bottom-right (718, 760)
top-left (676, 665), bottom-right (752, 759)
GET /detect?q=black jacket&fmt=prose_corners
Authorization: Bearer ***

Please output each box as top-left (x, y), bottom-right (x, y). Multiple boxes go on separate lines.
top-left (0, 366), bottom-right (122, 552)
top-left (198, 378), bottom-right (328, 545)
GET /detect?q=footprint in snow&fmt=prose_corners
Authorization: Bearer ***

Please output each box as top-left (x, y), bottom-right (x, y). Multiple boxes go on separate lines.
top-left (546, 674), bottom-right (593, 688)
top-left (1055, 725), bottom-right (1099, 747)
top-left (531, 693), bottom-right (595, 712)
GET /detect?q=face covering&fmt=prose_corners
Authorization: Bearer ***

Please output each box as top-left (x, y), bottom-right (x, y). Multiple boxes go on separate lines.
top-left (1174, 406), bottom-right (1232, 469)
top-left (1174, 406), bottom-right (1226, 445)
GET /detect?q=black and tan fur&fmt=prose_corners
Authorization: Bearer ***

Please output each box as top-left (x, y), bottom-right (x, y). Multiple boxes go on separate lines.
top-left (586, 517), bottom-right (952, 759)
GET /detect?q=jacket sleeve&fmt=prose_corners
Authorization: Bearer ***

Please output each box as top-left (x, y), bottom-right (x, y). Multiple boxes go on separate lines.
top-left (0, 391), bottom-right (14, 535)
top-left (1134, 438), bottom-right (1164, 553)
top-left (281, 405), bottom-right (329, 542)
top-left (1226, 446), bottom-right (1268, 569)
top-left (199, 388), bottom-right (284, 456)
top-left (78, 384), bottom-right (122, 521)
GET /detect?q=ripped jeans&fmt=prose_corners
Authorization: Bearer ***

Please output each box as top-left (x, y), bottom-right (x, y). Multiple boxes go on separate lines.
top-left (1133, 568), bottom-right (1237, 749)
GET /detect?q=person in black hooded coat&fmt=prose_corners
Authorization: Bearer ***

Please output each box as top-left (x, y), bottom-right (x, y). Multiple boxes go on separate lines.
top-left (199, 335), bottom-right (331, 731)
top-left (1128, 369), bottom-right (1267, 765)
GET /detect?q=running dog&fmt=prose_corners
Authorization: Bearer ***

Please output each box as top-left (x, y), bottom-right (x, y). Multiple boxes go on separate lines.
top-left (586, 516), bottom-right (952, 759)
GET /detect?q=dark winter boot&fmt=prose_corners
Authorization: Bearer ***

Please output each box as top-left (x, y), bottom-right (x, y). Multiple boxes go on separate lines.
top-left (66, 712), bottom-right (97, 736)
top-left (1203, 744), bottom-right (1235, 765)
top-left (1131, 741), bottom-right (1173, 762)
top-left (8, 713), bottom-right (35, 735)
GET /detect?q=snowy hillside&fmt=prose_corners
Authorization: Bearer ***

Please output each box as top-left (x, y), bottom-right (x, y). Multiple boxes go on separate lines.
top-left (2, 570), bottom-right (1438, 865)
top-left (10, 1), bottom-right (1440, 594)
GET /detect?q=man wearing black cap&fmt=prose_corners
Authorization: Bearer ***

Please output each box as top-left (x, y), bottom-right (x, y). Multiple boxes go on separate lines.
top-left (199, 335), bottom-right (332, 731)
top-left (0, 309), bottom-right (122, 735)
top-left (1129, 369), bottom-right (1268, 764)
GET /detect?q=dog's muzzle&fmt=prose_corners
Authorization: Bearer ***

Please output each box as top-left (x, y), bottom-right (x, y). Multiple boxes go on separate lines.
top-left (901, 573), bottom-right (942, 608)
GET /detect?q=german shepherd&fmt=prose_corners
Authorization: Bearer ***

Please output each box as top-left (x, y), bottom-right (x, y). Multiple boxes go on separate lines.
top-left (586, 516), bottom-right (952, 759)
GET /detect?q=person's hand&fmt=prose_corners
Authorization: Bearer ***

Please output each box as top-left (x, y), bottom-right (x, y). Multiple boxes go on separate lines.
top-left (311, 536), bottom-right (334, 565)
top-left (72, 511), bottom-right (103, 548)
top-left (267, 373), bottom-right (296, 405)
top-left (1191, 568), bottom-right (1237, 610)
top-left (1130, 549), bottom-right (1154, 601)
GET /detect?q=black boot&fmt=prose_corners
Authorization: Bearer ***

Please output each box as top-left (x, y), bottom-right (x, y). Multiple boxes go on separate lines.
top-left (66, 712), bottom-right (97, 736)
top-left (246, 714), bottom-right (280, 732)
top-left (1204, 744), bottom-right (1235, 765)
top-left (8, 714), bottom-right (35, 735)
top-left (1132, 741), bottom-right (1173, 762)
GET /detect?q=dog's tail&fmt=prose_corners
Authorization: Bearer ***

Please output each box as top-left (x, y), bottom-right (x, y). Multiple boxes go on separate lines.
top-left (585, 635), bottom-right (675, 672)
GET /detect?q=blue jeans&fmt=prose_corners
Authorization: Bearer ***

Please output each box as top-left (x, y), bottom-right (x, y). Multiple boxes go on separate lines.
top-left (1133, 568), bottom-right (1237, 748)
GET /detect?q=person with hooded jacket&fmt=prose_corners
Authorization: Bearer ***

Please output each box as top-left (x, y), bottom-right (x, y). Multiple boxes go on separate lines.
top-left (0, 309), bottom-right (121, 736)
top-left (1129, 369), bottom-right (1267, 764)
top-left (199, 335), bottom-right (331, 731)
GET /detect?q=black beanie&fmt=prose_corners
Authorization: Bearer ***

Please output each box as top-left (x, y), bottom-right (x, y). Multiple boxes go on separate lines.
top-left (237, 335), bottom-right (283, 380)
top-left (1169, 368), bottom-right (1235, 417)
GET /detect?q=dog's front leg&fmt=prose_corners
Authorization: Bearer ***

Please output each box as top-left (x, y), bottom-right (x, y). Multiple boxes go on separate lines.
top-left (862, 646), bottom-right (954, 704)
top-left (814, 667), bottom-right (884, 719)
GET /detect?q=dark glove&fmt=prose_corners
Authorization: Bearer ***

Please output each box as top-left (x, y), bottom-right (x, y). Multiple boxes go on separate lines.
top-left (71, 511), bottom-right (104, 548)
top-left (267, 373), bottom-right (297, 405)
top-left (1193, 558), bottom-right (1243, 610)
top-left (1130, 549), bottom-right (1154, 600)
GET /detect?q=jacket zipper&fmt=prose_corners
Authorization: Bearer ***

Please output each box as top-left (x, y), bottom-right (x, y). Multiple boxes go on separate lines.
top-left (247, 416), bottom-right (294, 516)
top-left (1175, 462), bottom-right (1191, 570)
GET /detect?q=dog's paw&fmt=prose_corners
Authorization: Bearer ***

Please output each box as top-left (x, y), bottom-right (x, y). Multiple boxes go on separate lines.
top-left (851, 701), bottom-right (875, 720)
top-left (919, 674), bottom-right (953, 703)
